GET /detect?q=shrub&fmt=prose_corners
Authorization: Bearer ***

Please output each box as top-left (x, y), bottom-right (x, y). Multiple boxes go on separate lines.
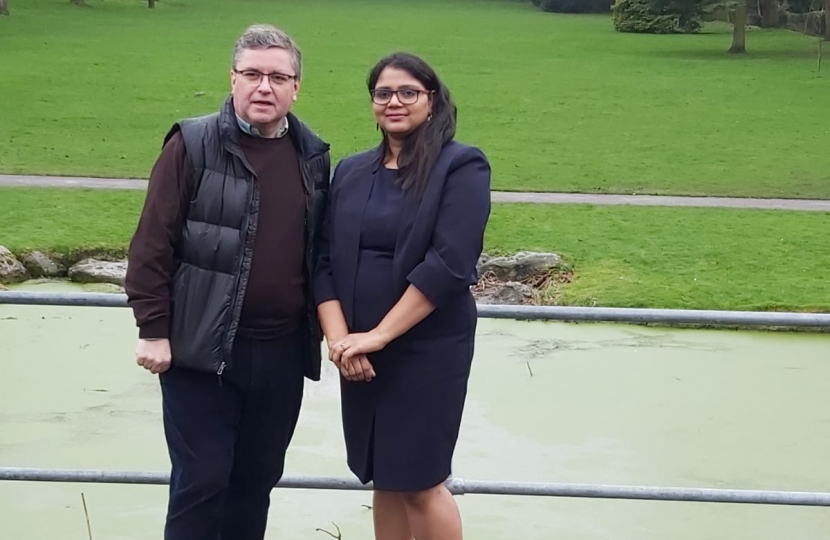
top-left (612, 0), bottom-right (707, 33)
top-left (531, 0), bottom-right (614, 14)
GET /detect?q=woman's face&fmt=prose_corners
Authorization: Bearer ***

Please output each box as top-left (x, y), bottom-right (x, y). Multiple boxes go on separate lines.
top-left (371, 67), bottom-right (432, 137)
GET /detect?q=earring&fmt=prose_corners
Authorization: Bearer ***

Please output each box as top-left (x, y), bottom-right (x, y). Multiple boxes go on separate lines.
top-left (427, 114), bottom-right (433, 121)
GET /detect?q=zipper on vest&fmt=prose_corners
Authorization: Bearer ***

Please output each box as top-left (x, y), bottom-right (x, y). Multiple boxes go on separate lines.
top-left (217, 361), bottom-right (226, 386)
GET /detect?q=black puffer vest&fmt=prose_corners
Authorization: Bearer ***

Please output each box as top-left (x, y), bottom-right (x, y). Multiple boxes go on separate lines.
top-left (164, 96), bottom-right (331, 381)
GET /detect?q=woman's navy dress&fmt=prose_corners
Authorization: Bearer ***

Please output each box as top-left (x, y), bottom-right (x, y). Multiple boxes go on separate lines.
top-left (340, 166), bottom-right (477, 492)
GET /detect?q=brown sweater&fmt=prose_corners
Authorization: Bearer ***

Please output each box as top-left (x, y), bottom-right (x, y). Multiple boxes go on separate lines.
top-left (125, 129), bottom-right (307, 341)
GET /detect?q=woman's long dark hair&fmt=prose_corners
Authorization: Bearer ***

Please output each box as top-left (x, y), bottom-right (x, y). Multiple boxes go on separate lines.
top-left (367, 52), bottom-right (457, 194)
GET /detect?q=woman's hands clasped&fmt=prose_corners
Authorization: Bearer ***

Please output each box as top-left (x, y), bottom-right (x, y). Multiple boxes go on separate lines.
top-left (328, 329), bottom-right (391, 383)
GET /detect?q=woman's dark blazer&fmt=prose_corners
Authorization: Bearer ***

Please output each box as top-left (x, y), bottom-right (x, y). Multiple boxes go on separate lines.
top-left (313, 140), bottom-right (491, 330)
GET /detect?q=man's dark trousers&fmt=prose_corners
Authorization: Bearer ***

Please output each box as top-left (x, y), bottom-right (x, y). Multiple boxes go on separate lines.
top-left (159, 331), bottom-right (305, 540)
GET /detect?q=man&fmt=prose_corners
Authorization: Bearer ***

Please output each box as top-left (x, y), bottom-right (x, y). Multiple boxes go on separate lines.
top-left (124, 24), bottom-right (330, 540)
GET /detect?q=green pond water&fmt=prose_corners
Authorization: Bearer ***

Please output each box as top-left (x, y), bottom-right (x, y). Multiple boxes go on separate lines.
top-left (1, 281), bottom-right (829, 539)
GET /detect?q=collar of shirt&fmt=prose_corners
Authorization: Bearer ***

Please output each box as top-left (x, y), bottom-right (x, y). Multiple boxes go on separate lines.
top-left (235, 114), bottom-right (289, 139)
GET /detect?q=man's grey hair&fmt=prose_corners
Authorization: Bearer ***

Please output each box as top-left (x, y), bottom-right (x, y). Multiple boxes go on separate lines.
top-left (232, 24), bottom-right (303, 79)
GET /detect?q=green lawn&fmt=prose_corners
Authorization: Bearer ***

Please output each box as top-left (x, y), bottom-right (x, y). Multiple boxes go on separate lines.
top-left (1, 0), bottom-right (828, 198)
top-left (0, 188), bottom-right (143, 256)
top-left (486, 204), bottom-right (830, 312)
top-left (2, 188), bottom-right (828, 312)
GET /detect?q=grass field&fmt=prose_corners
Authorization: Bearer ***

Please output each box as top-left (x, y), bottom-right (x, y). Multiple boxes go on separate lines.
top-left (1, 0), bottom-right (828, 197)
top-left (3, 188), bottom-right (828, 311)
top-left (486, 204), bottom-right (830, 312)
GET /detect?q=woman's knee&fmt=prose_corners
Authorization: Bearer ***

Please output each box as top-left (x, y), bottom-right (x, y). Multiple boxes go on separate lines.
top-left (399, 484), bottom-right (445, 510)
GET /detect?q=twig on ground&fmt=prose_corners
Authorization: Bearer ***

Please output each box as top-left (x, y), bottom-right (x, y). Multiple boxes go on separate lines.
top-left (81, 492), bottom-right (93, 540)
top-left (315, 522), bottom-right (342, 539)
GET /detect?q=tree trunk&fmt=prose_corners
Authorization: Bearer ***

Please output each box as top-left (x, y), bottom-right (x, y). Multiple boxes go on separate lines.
top-left (730, 2), bottom-right (747, 53)
top-left (825, 0), bottom-right (829, 41)
top-left (0, 0), bottom-right (9, 16)
top-left (760, 0), bottom-right (778, 28)
top-left (148, 0), bottom-right (155, 7)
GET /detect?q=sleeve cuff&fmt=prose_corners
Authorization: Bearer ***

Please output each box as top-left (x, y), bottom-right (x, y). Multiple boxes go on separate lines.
top-left (314, 290), bottom-right (339, 307)
top-left (313, 276), bottom-right (338, 306)
top-left (139, 317), bottom-right (170, 340)
top-left (406, 262), bottom-right (446, 307)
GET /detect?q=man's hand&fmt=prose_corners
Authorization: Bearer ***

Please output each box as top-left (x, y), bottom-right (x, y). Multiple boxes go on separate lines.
top-left (136, 339), bottom-right (172, 374)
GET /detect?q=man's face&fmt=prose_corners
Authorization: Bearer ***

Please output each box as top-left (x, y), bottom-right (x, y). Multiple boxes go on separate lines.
top-left (231, 47), bottom-right (300, 136)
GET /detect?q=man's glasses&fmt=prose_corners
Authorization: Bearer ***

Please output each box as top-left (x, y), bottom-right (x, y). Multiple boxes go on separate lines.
top-left (234, 69), bottom-right (296, 88)
top-left (370, 88), bottom-right (431, 105)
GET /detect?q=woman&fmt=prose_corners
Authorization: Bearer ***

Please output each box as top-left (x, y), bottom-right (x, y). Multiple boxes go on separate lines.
top-left (313, 51), bottom-right (491, 540)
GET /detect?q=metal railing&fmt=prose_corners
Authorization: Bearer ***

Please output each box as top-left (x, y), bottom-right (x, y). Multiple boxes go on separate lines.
top-left (2, 291), bottom-right (829, 507)
top-left (3, 291), bottom-right (830, 328)
top-left (2, 468), bottom-right (830, 507)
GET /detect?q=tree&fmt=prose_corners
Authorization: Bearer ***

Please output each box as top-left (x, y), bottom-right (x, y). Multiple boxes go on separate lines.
top-left (0, 0), bottom-right (8, 16)
top-left (729, 0), bottom-right (748, 52)
top-left (149, 0), bottom-right (155, 7)
top-left (825, 0), bottom-right (829, 40)
top-left (613, 0), bottom-right (709, 33)
top-left (759, 0), bottom-right (778, 27)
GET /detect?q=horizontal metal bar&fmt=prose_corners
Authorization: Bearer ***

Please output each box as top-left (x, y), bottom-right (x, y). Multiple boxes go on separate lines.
top-left (478, 304), bottom-right (830, 328)
top-left (2, 291), bottom-right (830, 328)
top-left (2, 468), bottom-right (829, 506)
top-left (0, 467), bottom-right (367, 490)
top-left (0, 291), bottom-right (128, 308)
